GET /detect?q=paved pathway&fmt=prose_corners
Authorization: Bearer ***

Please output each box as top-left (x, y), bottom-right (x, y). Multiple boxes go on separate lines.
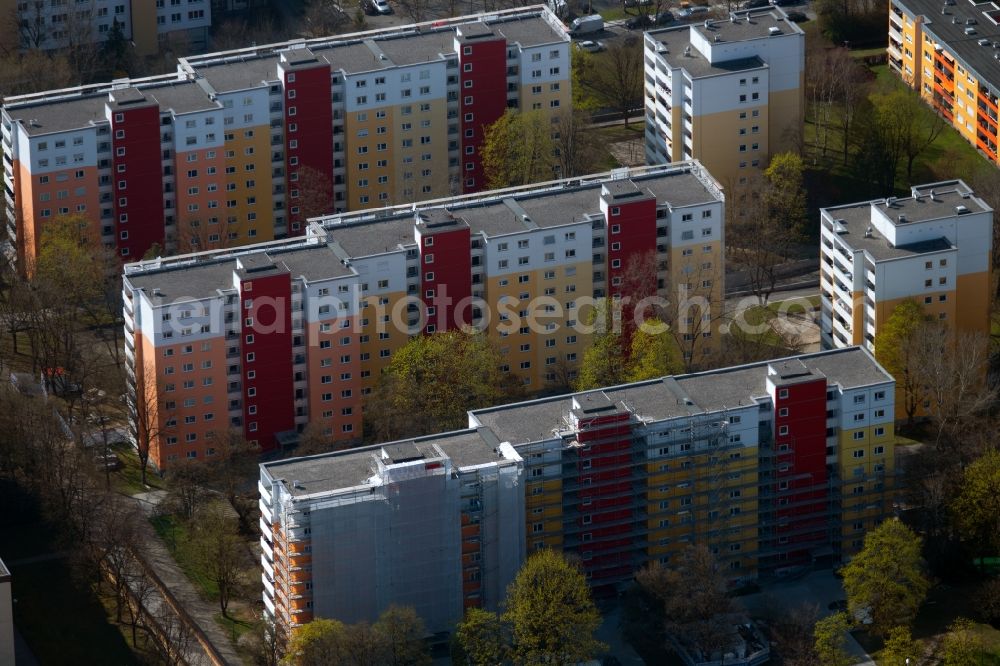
top-left (130, 493), bottom-right (245, 666)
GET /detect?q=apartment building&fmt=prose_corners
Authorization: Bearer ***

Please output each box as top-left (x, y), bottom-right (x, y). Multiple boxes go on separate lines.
top-left (889, 0), bottom-right (1000, 164)
top-left (0, 0), bottom-right (211, 56)
top-left (819, 180), bottom-right (992, 360)
top-left (2, 8), bottom-right (571, 269)
top-left (259, 347), bottom-right (897, 636)
top-left (259, 432), bottom-right (526, 635)
top-left (121, 163), bottom-right (726, 471)
top-left (643, 8), bottom-right (805, 186)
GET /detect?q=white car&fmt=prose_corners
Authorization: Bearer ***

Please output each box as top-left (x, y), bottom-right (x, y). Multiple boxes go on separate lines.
top-left (373, 0), bottom-right (392, 13)
top-left (575, 40), bottom-right (605, 53)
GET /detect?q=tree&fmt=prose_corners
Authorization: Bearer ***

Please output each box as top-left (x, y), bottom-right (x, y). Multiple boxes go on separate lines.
top-left (874, 299), bottom-right (928, 425)
top-left (366, 331), bottom-right (521, 441)
top-left (373, 605), bottom-right (430, 666)
top-left (502, 549), bottom-right (604, 663)
top-left (574, 303), bottom-right (627, 391)
top-left (976, 578), bottom-right (1000, 628)
top-left (880, 625), bottom-right (919, 666)
top-left (283, 618), bottom-right (350, 666)
top-left (841, 518), bottom-right (930, 639)
top-left (552, 108), bottom-right (603, 178)
top-left (812, 612), bottom-right (852, 666)
top-left (636, 545), bottom-right (733, 657)
top-left (951, 449), bottom-right (1000, 569)
top-left (768, 604), bottom-right (820, 666)
top-left (240, 617), bottom-right (284, 666)
top-left (481, 109), bottom-right (557, 190)
top-left (941, 617), bottom-right (983, 666)
top-left (190, 501), bottom-right (248, 616)
top-left (727, 154), bottom-right (807, 306)
top-left (626, 318), bottom-right (682, 382)
top-left (576, 35), bottom-right (644, 125)
top-left (300, 1), bottom-right (351, 37)
top-left (453, 608), bottom-right (507, 665)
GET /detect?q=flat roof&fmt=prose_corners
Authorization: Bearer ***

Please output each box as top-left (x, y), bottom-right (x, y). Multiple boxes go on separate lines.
top-left (897, 0), bottom-right (1000, 94)
top-left (472, 347), bottom-right (891, 444)
top-left (262, 428), bottom-right (509, 496)
top-left (648, 10), bottom-right (796, 78)
top-left (824, 182), bottom-right (986, 260)
top-left (4, 8), bottom-right (564, 133)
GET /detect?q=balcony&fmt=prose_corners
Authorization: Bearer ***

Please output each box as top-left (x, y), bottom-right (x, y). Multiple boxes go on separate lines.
top-left (259, 497), bottom-right (273, 524)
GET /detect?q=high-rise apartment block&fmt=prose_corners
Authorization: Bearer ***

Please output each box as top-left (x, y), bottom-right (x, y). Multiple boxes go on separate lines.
top-left (259, 347), bottom-right (897, 636)
top-left (819, 180), bottom-right (992, 354)
top-left (2, 8), bottom-right (571, 268)
top-left (122, 163), bottom-right (725, 471)
top-left (0, 0), bottom-right (211, 56)
top-left (643, 8), bottom-right (805, 186)
top-left (889, 0), bottom-right (1000, 164)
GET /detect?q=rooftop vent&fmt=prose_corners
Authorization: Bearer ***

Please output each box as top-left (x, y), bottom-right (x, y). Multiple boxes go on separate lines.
top-left (684, 45), bottom-right (691, 56)
top-left (965, 25), bottom-right (976, 34)
top-left (865, 226), bottom-right (874, 238)
top-left (955, 204), bottom-right (970, 214)
top-left (714, 34), bottom-right (721, 41)
top-left (929, 188), bottom-right (937, 200)
top-left (967, 17), bottom-right (977, 24)
top-left (768, 26), bottom-right (781, 35)
top-left (887, 196), bottom-right (896, 206)
top-left (898, 214), bottom-right (908, 223)
top-left (979, 37), bottom-right (991, 45)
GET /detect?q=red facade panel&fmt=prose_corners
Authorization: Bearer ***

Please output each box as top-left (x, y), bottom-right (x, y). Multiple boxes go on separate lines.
top-left (772, 377), bottom-right (829, 558)
top-left (111, 104), bottom-right (164, 259)
top-left (605, 196), bottom-right (658, 345)
top-left (457, 37), bottom-right (509, 193)
top-left (575, 411), bottom-right (635, 583)
top-left (421, 226), bottom-right (472, 332)
top-left (284, 65), bottom-right (334, 236)
top-left (241, 271), bottom-right (295, 451)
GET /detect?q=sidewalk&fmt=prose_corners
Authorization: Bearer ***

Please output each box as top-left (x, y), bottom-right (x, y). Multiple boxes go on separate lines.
top-left (131, 493), bottom-right (245, 666)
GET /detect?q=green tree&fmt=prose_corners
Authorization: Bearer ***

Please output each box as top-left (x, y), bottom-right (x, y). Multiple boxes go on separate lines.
top-left (941, 617), bottom-right (983, 666)
top-left (575, 319), bottom-right (627, 391)
top-left (453, 608), bottom-right (507, 665)
top-left (373, 605), bottom-right (430, 666)
top-left (502, 549), bottom-right (605, 663)
top-left (841, 519), bottom-right (930, 639)
top-left (874, 299), bottom-right (928, 424)
top-left (626, 319), bottom-right (682, 382)
top-left (283, 618), bottom-right (350, 666)
top-left (366, 331), bottom-right (520, 441)
top-left (879, 625), bottom-right (919, 666)
top-left (951, 449), bottom-right (1000, 569)
top-left (763, 152), bottom-right (808, 231)
top-left (481, 109), bottom-right (556, 189)
top-left (813, 612), bottom-right (852, 666)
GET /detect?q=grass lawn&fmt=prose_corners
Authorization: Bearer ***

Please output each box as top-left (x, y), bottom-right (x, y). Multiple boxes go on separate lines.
top-left (150, 514), bottom-right (219, 600)
top-left (112, 445), bottom-right (166, 496)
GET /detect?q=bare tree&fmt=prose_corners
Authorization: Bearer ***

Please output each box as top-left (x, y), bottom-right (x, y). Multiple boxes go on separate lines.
top-left (300, 1), bottom-right (351, 37)
top-left (553, 108), bottom-right (603, 178)
top-left (577, 35), bottom-right (644, 125)
top-left (12, 1), bottom-right (49, 49)
top-left (130, 361), bottom-right (170, 486)
top-left (191, 501), bottom-right (250, 616)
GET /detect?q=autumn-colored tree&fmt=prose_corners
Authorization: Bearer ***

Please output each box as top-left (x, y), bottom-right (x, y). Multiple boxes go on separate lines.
top-left (453, 608), bottom-right (508, 665)
top-left (941, 617), bottom-right (983, 666)
top-left (841, 519), bottom-right (929, 639)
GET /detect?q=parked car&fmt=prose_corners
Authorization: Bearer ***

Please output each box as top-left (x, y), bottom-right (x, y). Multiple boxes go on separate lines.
top-left (569, 14), bottom-right (604, 35)
top-left (785, 10), bottom-right (808, 21)
top-left (625, 11), bottom-right (673, 28)
top-left (372, 0), bottom-right (392, 13)
top-left (677, 5), bottom-right (709, 18)
top-left (575, 39), bottom-right (605, 53)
